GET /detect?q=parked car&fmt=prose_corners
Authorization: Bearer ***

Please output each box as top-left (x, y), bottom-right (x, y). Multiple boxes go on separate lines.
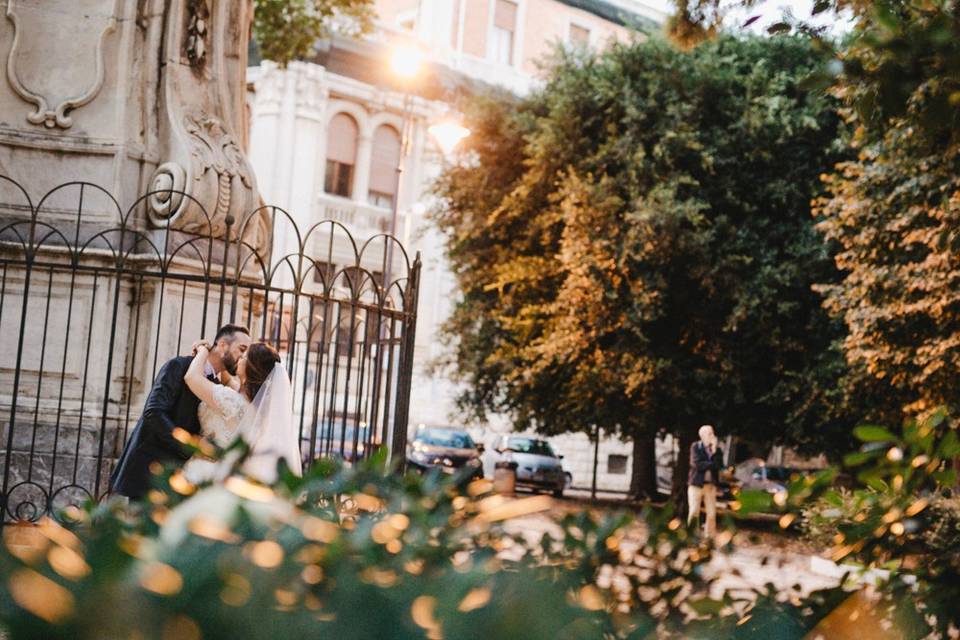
top-left (312, 421), bottom-right (379, 463)
top-left (732, 459), bottom-right (803, 495)
top-left (489, 436), bottom-right (566, 498)
top-left (406, 427), bottom-right (484, 479)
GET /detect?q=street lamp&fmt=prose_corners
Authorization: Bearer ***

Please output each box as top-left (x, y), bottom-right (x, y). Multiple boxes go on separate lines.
top-left (382, 44), bottom-right (471, 295)
top-left (381, 43), bottom-right (423, 306)
top-left (428, 121), bottom-right (471, 158)
top-left (381, 43), bottom-right (470, 470)
top-left (382, 112), bottom-right (470, 292)
top-left (389, 43), bottom-right (424, 80)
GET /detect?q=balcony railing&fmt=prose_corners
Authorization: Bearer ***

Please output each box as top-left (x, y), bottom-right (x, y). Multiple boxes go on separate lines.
top-left (315, 194), bottom-right (403, 238)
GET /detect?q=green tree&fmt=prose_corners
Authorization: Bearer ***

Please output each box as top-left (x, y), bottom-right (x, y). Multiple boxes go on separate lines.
top-left (252, 0), bottom-right (375, 66)
top-left (667, 1), bottom-right (960, 143)
top-left (433, 36), bottom-right (851, 501)
top-left (811, 2), bottom-right (960, 420)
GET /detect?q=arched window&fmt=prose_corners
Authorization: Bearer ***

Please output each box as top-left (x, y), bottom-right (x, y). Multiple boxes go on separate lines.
top-left (325, 113), bottom-right (358, 198)
top-left (367, 124), bottom-right (401, 209)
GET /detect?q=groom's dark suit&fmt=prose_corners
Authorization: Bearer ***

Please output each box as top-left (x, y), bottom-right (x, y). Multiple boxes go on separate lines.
top-left (110, 356), bottom-right (210, 498)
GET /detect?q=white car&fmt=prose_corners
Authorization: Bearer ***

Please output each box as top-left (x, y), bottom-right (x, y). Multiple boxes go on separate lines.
top-left (488, 435), bottom-right (566, 497)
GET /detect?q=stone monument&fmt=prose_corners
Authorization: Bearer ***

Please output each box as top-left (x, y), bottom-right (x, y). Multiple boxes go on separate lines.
top-left (0, 0), bottom-right (269, 519)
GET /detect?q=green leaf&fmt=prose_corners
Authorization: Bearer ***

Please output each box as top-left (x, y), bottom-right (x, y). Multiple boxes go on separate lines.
top-left (938, 430), bottom-right (960, 458)
top-left (820, 489), bottom-right (843, 506)
top-left (688, 597), bottom-right (725, 615)
top-left (844, 450), bottom-right (881, 467)
top-left (853, 425), bottom-right (896, 443)
top-left (862, 474), bottom-right (888, 492)
top-left (736, 489), bottom-right (774, 515)
top-left (932, 469), bottom-right (957, 488)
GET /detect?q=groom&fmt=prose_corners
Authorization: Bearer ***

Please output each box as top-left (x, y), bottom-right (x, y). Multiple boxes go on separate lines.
top-left (110, 323), bottom-right (251, 499)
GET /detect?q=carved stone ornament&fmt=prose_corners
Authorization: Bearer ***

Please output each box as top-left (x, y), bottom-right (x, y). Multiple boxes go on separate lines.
top-left (4, 0), bottom-right (117, 129)
top-left (184, 0), bottom-right (210, 69)
top-left (184, 111), bottom-right (253, 189)
top-left (147, 162), bottom-right (187, 221)
top-left (147, 111), bottom-right (257, 239)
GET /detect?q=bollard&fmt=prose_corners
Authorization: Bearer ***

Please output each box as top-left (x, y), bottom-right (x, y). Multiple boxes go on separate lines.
top-left (493, 460), bottom-right (518, 496)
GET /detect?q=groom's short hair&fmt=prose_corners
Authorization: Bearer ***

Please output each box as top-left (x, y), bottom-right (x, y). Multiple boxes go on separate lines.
top-left (215, 323), bottom-right (250, 343)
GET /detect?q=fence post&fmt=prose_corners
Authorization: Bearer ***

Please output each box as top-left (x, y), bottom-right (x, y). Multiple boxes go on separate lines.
top-left (217, 215), bottom-right (234, 328)
top-left (389, 253), bottom-right (421, 472)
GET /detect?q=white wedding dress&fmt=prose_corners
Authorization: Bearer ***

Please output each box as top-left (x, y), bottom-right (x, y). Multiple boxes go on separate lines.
top-left (198, 384), bottom-right (249, 448)
top-left (183, 364), bottom-right (302, 485)
top-left (183, 385), bottom-right (250, 484)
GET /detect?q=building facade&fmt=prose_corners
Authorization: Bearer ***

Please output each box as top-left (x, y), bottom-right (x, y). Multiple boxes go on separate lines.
top-left (247, 0), bottom-right (663, 491)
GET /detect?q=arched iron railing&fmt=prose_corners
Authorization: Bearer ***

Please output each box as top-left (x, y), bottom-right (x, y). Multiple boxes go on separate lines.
top-left (0, 176), bottom-right (421, 523)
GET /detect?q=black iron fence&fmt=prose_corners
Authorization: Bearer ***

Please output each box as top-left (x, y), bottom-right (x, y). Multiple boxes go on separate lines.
top-left (0, 176), bottom-right (420, 523)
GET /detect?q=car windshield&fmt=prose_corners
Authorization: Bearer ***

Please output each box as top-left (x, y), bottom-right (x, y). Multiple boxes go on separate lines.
top-left (754, 467), bottom-right (797, 481)
top-left (416, 429), bottom-right (475, 449)
top-left (507, 438), bottom-right (556, 457)
top-left (318, 423), bottom-right (370, 441)
top-left (765, 467), bottom-right (798, 481)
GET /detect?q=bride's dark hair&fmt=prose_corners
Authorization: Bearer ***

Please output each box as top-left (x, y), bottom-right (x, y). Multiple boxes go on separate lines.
top-left (242, 342), bottom-right (282, 401)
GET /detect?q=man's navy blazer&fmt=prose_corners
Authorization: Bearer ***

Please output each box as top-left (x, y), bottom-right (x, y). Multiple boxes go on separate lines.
top-left (109, 356), bottom-right (203, 498)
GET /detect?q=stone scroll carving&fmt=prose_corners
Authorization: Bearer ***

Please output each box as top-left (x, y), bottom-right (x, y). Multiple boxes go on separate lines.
top-left (147, 110), bottom-right (253, 238)
top-left (4, 0), bottom-right (117, 129)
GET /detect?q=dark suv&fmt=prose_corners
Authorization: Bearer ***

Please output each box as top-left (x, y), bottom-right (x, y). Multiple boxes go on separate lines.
top-left (406, 427), bottom-right (484, 479)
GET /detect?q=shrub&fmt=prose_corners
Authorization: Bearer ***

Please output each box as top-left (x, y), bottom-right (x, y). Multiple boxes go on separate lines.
top-left (0, 448), bottom-right (728, 639)
top-left (1, 411), bottom-right (957, 639)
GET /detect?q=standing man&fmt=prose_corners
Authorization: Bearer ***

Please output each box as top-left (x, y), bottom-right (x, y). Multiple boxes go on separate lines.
top-left (687, 424), bottom-right (724, 538)
top-left (110, 324), bottom-right (251, 499)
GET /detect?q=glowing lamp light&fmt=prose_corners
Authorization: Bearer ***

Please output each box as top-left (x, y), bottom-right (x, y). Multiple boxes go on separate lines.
top-left (428, 121), bottom-right (471, 157)
top-left (389, 44), bottom-right (424, 79)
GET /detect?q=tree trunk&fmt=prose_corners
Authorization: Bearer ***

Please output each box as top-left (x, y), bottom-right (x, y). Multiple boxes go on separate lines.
top-left (629, 431), bottom-right (658, 501)
top-left (671, 429), bottom-right (696, 517)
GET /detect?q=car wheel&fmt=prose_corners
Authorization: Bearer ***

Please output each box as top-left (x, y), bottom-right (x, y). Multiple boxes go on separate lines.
top-left (552, 486), bottom-right (564, 498)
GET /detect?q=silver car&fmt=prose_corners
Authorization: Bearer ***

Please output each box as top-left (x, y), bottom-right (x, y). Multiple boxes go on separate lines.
top-left (490, 435), bottom-right (566, 497)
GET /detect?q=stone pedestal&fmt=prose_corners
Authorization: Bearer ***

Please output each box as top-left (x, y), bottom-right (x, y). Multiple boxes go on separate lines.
top-left (0, 0), bottom-right (269, 519)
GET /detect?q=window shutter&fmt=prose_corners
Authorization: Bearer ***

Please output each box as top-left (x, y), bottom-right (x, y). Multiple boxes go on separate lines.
top-left (326, 113), bottom-right (358, 165)
top-left (369, 125), bottom-right (401, 196)
top-left (494, 0), bottom-right (517, 32)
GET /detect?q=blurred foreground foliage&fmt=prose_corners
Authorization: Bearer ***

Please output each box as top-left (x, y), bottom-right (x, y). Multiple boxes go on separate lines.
top-left (1, 413), bottom-right (958, 639)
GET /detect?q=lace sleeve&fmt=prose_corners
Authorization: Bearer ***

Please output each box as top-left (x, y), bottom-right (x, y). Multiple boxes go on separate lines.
top-left (210, 385), bottom-right (248, 423)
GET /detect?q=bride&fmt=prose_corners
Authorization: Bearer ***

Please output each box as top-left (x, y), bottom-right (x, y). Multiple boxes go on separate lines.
top-left (182, 339), bottom-right (302, 484)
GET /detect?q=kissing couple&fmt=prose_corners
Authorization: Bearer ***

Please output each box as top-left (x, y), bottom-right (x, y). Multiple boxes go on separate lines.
top-left (110, 324), bottom-right (302, 499)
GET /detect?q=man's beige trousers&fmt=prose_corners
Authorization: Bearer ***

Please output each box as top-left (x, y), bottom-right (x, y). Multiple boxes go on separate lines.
top-left (687, 483), bottom-right (717, 537)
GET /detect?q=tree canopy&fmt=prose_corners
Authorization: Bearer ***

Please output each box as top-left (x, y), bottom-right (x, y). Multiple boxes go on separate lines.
top-left (433, 35), bottom-right (852, 497)
top-left (808, 1), bottom-right (960, 420)
top-left (252, 0), bottom-right (374, 66)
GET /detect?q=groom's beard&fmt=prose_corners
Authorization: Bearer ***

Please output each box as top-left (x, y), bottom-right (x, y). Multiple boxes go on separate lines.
top-left (221, 353), bottom-right (238, 376)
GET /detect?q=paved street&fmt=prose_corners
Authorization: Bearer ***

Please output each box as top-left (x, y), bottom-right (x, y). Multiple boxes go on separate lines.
top-left (502, 498), bottom-right (842, 598)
